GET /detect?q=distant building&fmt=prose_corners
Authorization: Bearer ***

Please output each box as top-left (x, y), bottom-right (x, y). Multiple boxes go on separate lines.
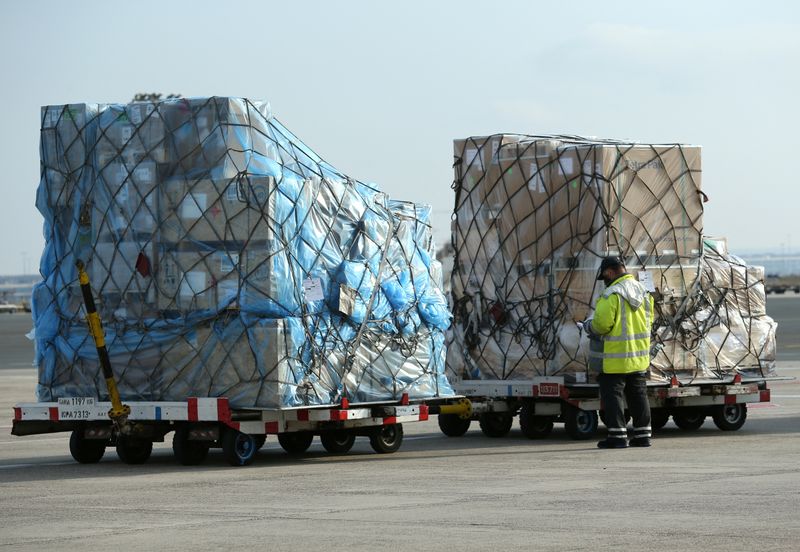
top-left (0, 275), bottom-right (38, 310)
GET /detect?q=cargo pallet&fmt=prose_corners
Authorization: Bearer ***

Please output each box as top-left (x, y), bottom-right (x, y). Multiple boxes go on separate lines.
top-left (434, 374), bottom-right (782, 440)
top-left (11, 393), bottom-right (440, 467)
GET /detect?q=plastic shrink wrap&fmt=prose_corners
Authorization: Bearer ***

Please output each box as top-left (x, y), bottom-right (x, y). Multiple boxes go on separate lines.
top-left (34, 98), bottom-right (454, 407)
top-left (447, 135), bottom-right (776, 384)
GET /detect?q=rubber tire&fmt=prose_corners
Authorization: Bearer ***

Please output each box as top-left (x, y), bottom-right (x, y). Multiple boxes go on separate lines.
top-left (221, 429), bottom-right (257, 466)
top-left (278, 432), bottom-right (314, 454)
top-left (478, 413), bottom-right (514, 438)
top-left (518, 403), bottom-right (554, 439)
top-left (172, 427), bottom-right (210, 466)
top-left (369, 424), bottom-right (404, 454)
top-left (564, 407), bottom-right (599, 440)
top-left (320, 431), bottom-right (356, 453)
top-left (116, 436), bottom-right (153, 465)
top-left (69, 430), bottom-right (106, 464)
top-left (253, 434), bottom-right (267, 451)
top-left (437, 414), bottom-right (471, 437)
top-left (672, 408), bottom-right (706, 431)
top-left (711, 404), bottom-right (747, 431)
top-left (650, 408), bottom-right (670, 431)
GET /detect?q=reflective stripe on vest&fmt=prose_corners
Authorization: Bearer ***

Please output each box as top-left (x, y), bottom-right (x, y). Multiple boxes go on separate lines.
top-left (592, 280), bottom-right (652, 374)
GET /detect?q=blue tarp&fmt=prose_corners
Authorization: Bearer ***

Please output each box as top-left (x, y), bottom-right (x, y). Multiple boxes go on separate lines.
top-left (34, 97), bottom-right (453, 407)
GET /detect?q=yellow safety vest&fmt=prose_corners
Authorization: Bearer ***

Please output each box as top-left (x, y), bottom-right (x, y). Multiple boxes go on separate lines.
top-left (589, 274), bottom-right (653, 374)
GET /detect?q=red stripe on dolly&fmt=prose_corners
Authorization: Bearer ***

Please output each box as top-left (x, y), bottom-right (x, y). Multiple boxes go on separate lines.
top-left (187, 398), bottom-right (198, 421)
top-left (760, 389), bottom-right (771, 402)
top-left (49, 407), bottom-right (59, 421)
top-left (383, 416), bottom-right (397, 425)
top-left (419, 405), bottom-right (429, 421)
top-left (330, 410), bottom-right (348, 421)
top-left (724, 395), bottom-right (737, 405)
top-left (265, 421), bottom-right (279, 434)
top-left (217, 398), bottom-right (231, 422)
top-left (297, 409), bottom-right (309, 422)
top-left (13, 407), bottom-right (21, 421)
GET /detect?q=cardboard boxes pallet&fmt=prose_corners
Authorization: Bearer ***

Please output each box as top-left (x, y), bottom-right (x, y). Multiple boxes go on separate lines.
top-left (448, 134), bottom-right (775, 383)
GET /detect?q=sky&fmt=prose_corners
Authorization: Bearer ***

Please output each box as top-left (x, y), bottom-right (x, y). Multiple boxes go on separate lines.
top-left (0, 0), bottom-right (798, 275)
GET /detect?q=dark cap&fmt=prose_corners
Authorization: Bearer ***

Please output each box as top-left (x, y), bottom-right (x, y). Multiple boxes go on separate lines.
top-left (596, 255), bottom-right (624, 280)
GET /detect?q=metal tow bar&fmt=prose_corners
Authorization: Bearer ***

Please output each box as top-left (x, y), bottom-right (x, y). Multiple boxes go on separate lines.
top-left (432, 398), bottom-right (473, 419)
top-left (76, 260), bottom-right (131, 430)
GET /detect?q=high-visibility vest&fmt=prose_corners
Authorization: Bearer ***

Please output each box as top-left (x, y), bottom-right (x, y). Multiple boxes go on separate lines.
top-left (589, 274), bottom-right (653, 374)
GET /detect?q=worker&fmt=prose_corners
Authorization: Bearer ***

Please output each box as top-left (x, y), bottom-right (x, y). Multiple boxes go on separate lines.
top-left (583, 256), bottom-right (654, 448)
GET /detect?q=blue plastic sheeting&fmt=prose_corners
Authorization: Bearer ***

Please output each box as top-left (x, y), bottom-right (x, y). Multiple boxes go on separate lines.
top-left (33, 97), bottom-right (453, 407)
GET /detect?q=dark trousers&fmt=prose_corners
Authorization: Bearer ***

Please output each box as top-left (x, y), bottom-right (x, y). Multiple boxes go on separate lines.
top-left (598, 371), bottom-right (652, 441)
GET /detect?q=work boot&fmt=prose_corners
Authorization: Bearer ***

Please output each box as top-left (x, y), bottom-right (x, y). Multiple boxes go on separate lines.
top-left (629, 437), bottom-right (652, 447)
top-left (596, 438), bottom-right (628, 449)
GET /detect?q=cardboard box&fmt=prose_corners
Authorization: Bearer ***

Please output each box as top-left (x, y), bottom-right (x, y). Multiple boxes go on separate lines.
top-left (94, 160), bottom-right (159, 241)
top-left (90, 241), bottom-right (157, 318)
top-left (450, 135), bottom-right (705, 380)
top-left (156, 244), bottom-right (242, 311)
top-left (160, 98), bottom-right (273, 178)
top-left (158, 175), bottom-right (274, 244)
top-left (40, 104), bottom-right (94, 173)
top-left (598, 144), bottom-right (703, 261)
top-left (39, 168), bottom-right (73, 208)
top-left (95, 103), bottom-right (167, 166)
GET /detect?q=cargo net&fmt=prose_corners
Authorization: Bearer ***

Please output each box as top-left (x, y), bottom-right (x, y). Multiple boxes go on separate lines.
top-left (447, 135), bottom-right (777, 384)
top-left (34, 97), bottom-right (454, 407)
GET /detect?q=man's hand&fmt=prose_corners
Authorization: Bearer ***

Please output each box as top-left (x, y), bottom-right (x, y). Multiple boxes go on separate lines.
top-left (579, 318), bottom-right (597, 338)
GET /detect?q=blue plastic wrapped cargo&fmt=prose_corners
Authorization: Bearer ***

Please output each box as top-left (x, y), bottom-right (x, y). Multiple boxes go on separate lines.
top-left (33, 97), bottom-right (453, 408)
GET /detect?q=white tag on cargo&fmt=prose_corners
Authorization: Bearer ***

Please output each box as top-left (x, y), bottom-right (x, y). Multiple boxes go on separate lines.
top-left (528, 163), bottom-right (546, 193)
top-left (464, 148), bottom-right (482, 169)
top-left (557, 156), bottom-right (574, 176)
top-left (121, 125), bottom-right (134, 142)
top-left (303, 277), bottom-right (324, 302)
top-left (220, 253), bottom-right (239, 273)
top-left (180, 193), bottom-right (207, 219)
top-left (638, 270), bottom-right (656, 292)
top-left (133, 165), bottom-right (154, 185)
top-left (45, 108), bottom-right (59, 127)
top-left (129, 106), bottom-right (143, 125)
top-left (338, 284), bottom-right (357, 315)
top-left (181, 271), bottom-right (207, 297)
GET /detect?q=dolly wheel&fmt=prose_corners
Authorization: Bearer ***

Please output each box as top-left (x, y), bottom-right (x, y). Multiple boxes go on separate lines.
top-left (479, 413), bottom-right (514, 438)
top-left (564, 406), bottom-right (598, 440)
top-left (221, 429), bottom-right (257, 466)
top-left (69, 430), bottom-right (106, 464)
top-left (438, 414), bottom-right (471, 437)
top-left (369, 424), bottom-right (404, 453)
top-left (253, 434), bottom-right (267, 451)
top-left (519, 403), bottom-right (554, 439)
top-left (172, 426), bottom-right (210, 466)
top-left (672, 408), bottom-right (706, 431)
top-left (116, 436), bottom-right (153, 465)
top-left (278, 431), bottom-right (314, 454)
top-left (712, 404), bottom-right (747, 431)
top-left (650, 408), bottom-right (670, 431)
top-left (320, 431), bottom-right (356, 453)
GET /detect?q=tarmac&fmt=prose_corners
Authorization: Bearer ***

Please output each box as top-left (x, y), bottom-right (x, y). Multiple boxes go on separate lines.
top-left (0, 299), bottom-right (798, 551)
